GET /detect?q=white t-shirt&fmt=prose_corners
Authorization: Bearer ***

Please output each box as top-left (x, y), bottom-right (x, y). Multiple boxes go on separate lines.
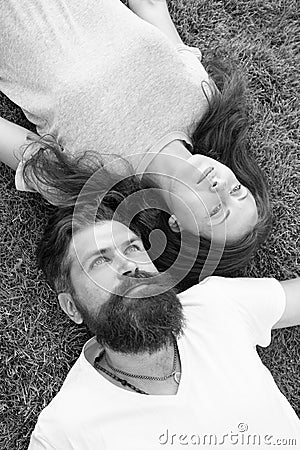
top-left (0, 0), bottom-right (211, 190)
top-left (28, 277), bottom-right (300, 450)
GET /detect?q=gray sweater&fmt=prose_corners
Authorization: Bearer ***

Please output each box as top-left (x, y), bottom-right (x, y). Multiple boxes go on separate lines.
top-left (0, 0), bottom-right (212, 189)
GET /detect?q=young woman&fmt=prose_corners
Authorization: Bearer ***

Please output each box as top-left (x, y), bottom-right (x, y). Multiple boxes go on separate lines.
top-left (0, 0), bottom-right (270, 281)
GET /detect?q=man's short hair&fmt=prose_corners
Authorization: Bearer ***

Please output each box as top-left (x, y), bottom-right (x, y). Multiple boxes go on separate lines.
top-left (37, 205), bottom-right (108, 293)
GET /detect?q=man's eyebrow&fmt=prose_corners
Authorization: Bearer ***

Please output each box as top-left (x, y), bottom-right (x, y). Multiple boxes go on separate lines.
top-left (81, 236), bottom-right (141, 267)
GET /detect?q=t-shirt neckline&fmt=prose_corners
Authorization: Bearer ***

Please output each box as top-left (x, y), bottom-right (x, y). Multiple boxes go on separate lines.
top-left (82, 335), bottom-right (187, 400)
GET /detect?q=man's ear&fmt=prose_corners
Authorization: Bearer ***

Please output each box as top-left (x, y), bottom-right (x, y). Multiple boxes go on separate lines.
top-left (168, 214), bottom-right (182, 233)
top-left (58, 293), bottom-right (83, 324)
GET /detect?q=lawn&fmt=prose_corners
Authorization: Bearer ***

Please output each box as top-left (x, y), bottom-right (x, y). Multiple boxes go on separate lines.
top-left (0, 0), bottom-right (299, 448)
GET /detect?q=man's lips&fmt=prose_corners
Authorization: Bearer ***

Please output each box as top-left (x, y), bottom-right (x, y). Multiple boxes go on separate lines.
top-left (116, 278), bottom-right (157, 299)
top-left (197, 166), bottom-right (215, 184)
top-left (123, 282), bottom-right (150, 298)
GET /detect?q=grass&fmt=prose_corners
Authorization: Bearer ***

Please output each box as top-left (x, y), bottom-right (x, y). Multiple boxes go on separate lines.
top-left (0, 0), bottom-right (299, 448)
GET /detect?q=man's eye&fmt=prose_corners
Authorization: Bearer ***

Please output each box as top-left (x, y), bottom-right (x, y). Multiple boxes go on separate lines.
top-left (210, 203), bottom-right (222, 217)
top-left (230, 183), bottom-right (242, 194)
top-left (126, 244), bottom-right (142, 254)
top-left (92, 256), bottom-right (108, 267)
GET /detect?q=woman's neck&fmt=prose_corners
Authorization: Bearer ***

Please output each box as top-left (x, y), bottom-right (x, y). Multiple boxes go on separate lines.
top-left (142, 140), bottom-right (192, 192)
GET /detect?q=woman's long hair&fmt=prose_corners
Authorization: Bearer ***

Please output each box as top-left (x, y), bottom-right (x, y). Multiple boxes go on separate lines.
top-left (193, 60), bottom-right (270, 239)
top-left (22, 139), bottom-right (159, 241)
top-left (22, 64), bottom-right (271, 290)
top-left (153, 62), bottom-right (271, 289)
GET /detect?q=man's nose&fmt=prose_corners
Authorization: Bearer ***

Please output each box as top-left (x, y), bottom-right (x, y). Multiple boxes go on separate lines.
top-left (115, 254), bottom-right (139, 277)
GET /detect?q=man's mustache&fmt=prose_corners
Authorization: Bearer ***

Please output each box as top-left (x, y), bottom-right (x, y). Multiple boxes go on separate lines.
top-left (114, 270), bottom-right (176, 299)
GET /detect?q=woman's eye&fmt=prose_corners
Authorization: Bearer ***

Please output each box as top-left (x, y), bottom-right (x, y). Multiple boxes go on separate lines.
top-left (210, 203), bottom-right (222, 217)
top-left (231, 184), bottom-right (242, 194)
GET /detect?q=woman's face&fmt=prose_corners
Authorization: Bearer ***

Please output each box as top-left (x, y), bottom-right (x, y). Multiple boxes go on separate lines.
top-left (166, 155), bottom-right (258, 242)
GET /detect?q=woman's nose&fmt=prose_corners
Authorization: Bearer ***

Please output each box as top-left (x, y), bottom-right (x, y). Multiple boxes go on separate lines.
top-left (209, 178), bottom-right (227, 192)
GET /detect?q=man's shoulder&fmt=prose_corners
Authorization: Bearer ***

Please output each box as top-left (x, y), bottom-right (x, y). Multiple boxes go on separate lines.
top-left (37, 345), bottom-right (100, 426)
top-left (178, 275), bottom-right (281, 309)
top-left (40, 360), bottom-right (85, 412)
top-left (178, 276), bottom-right (229, 306)
top-left (30, 365), bottom-right (105, 449)
top-left (179, 276), bottom-right (285, 348)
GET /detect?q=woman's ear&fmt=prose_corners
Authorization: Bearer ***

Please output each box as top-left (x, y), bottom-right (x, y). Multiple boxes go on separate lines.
top-left (168, 214), bottom-right (182, 233)
top-left (58, 293), bottom-right (83, 324)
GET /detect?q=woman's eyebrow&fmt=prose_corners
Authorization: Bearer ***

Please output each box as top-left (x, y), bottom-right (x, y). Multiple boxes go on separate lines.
top-left (219, 209), bottom-right (230, 224)
top-left (238, 190), bottom-right (249, 201)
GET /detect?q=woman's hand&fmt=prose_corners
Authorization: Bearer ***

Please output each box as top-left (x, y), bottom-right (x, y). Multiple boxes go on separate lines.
top-left (0, 117), bottom-right (38, 170)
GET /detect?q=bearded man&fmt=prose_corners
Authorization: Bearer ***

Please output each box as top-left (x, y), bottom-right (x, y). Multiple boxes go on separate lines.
top-left (28, 205), bottom-right (300, 450)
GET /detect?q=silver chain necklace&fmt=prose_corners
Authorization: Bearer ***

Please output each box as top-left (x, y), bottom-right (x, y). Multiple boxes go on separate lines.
top-left (94, 361), bottom-right (149, 395)
top-left (104, 338), bottom-right (181, 385)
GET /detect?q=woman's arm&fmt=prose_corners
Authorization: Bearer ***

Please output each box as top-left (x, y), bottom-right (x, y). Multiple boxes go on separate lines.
top-left (273, 278), bottom-right (300, 329)
top-left (0, 117), bottom-right (38, 170)
top-left (128, 0), bottom-right (184, 46)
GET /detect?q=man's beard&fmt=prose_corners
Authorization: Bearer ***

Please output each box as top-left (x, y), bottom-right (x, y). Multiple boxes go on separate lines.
top-left (76, 271), bottom-right (185, 355)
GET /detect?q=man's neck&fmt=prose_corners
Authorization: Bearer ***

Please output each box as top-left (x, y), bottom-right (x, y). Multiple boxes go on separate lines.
top-left (104, 342), bottom-right (174, 378)
top-left (95, 339), bottom-right (181, 395)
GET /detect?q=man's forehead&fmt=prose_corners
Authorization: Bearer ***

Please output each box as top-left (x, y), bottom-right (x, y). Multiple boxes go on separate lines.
top-left (69, 220), bottom-right (138, 261)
